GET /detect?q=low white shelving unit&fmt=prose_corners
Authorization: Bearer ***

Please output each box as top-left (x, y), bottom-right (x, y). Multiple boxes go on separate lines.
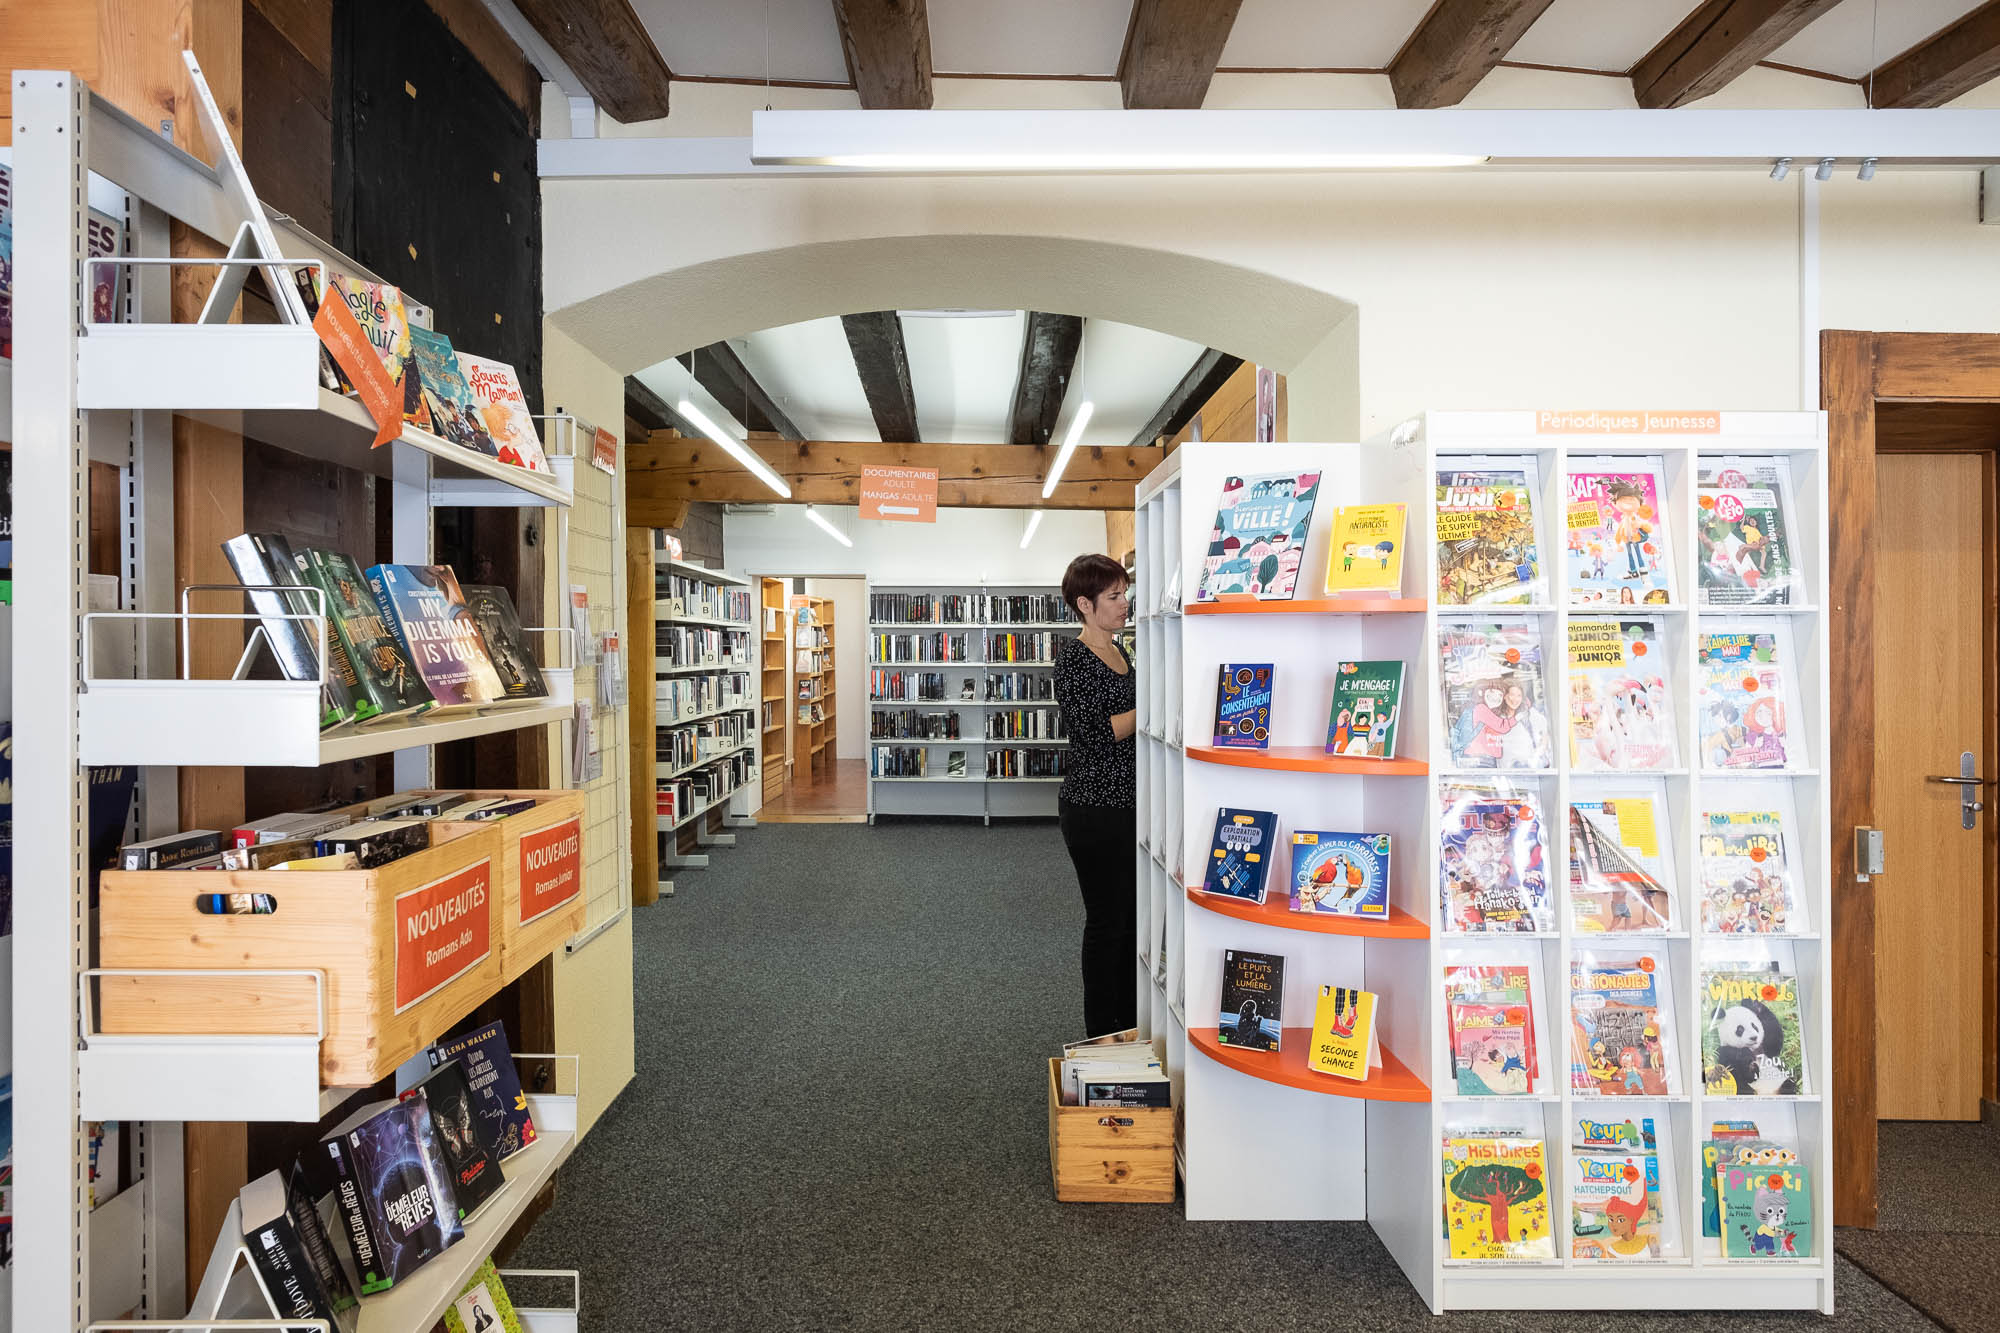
top-left (653, 556), bottom-right (759, 894)
top-left (864, 583), bottom-right (1074, 822)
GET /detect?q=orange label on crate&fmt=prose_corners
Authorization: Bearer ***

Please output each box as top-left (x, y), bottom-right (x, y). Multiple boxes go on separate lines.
top-left (394, 858), bottom-right (493, 1013)
top-left (518, 816), bottom-right (582, 925)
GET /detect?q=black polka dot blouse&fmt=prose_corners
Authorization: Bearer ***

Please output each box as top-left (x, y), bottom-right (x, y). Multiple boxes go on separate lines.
top-left (1054, 635), bottom-right (1136, 809)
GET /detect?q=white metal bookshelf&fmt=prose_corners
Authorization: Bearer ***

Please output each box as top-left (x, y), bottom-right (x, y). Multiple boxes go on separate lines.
top-left (653, 556), bottom-right (759, 895)
top-left (863, 583), bottom-right (1074, 822)
top-left (1133, 418), bottom-right (1833, 1315)
top-left (10, 71), bottom-right (587, 1331)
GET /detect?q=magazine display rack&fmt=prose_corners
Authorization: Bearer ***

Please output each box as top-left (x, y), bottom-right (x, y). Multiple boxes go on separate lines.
top-left (10, 71), bottom-right (588, 1327)
top-left (865, 583), bottom-right (1074, 822)
top-left (1134, 418), bottom-right (1832, 1315)
top-left (654, 558), bottom-right (759, 896)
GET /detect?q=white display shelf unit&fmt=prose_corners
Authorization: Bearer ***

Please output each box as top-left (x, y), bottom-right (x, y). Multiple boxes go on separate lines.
top-left (654, 556), bottom-right (759, 895)
top-left (1133, 418), bottom-right (1832, 1316)
top-left (10, 73), bottom-right (587, 1330)
top-left (1414, 410), bottom-right (1832, 1313)
top-left (863, 583), bottom-right (1074, 822)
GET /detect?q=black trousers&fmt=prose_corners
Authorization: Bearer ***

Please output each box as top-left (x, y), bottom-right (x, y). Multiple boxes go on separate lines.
top-left (1058, 799), bottom-right (1138, 1037)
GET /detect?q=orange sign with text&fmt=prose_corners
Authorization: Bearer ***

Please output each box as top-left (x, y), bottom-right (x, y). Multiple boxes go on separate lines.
top-left (858, 465), bottom-right (939, 523)
top-left (517, 816), bottom-right (583, 924)
top-left (1535, 410), bottom-right (1721, 435)
top-left (311, 291), bottom-right (401, 447)
top-left (393, 858), bottom-right (493, 1012)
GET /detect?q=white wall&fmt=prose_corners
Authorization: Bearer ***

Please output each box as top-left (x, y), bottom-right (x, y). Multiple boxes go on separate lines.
top-left (729, 505), bottom-right (1108, 584)
top-left (803, 576), bottom-right (866, 761)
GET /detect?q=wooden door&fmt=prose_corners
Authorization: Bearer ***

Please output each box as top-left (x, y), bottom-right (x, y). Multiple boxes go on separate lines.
top-left (1872, 452), bottom-right (1996, 1119)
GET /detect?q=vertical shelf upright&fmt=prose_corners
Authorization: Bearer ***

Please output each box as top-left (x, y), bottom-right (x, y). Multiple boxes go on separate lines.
top-left (1415, 409), bottom-right (1831, 1314)
top-left (760, 576), bottom-right (789, 802)
top-left (793, 596), bottom-right (833, 781)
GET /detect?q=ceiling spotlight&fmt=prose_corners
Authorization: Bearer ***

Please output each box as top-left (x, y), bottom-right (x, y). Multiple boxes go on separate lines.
top-left (1858, 157), bottom-right (1877, 181)
top-left (1019, 510), bottom-right (1045, 550)
top-left (803, 504), bottom-right (853, 548)
top-left (1770, 158), bottom-right (1791, 181)
top-left (1815, 157), bottom-right (1835, 181)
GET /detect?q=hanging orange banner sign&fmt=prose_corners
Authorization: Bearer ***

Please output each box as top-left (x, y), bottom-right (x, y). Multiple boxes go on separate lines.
top-left (1535, 410), bottom-right (1721, 435)
top-left (858, 465), bottom-right (939, 523)
top-left (311, 294), bottom-right (401, 446)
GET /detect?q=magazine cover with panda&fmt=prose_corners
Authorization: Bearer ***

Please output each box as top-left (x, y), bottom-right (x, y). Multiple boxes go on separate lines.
top-left (1700, 960), bottom-right (1806, 1097)
top-left (1194, 472), bottom-right (1322, 602)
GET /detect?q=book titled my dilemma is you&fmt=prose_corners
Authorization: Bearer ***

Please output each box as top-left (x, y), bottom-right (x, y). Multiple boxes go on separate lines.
top-left (368, 565), bottom-right (507, 708)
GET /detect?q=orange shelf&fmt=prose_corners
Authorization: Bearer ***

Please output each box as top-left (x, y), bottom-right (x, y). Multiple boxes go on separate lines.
top-left (1186, 887), bottom-right (1429, 939)
top-left (1187, 745), bottom-right (1429, 776)
top-left (1189, 1026), bottom-right (1430, 1102)
top-left (1187, 597), bottom-right (1425, 616)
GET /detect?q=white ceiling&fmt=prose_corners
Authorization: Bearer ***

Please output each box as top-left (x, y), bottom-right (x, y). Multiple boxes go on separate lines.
top-left (635, 312), bottom-right (1209, 450)
top-left (624, 0), bottom-right (1993, 85)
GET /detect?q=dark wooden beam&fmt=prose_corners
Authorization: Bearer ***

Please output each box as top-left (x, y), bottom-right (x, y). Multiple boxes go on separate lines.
top-left (1128, 349), bottom-right (1243, 448)
top-left (1631, 0), bottom-right (1843, 109)
top-left (623, 375), bottom-right (675, 433)
top-left (1007, 312), bottom-right (1083, 447)
top-left (840, 311), bottom-right (922, 443)
top-left (677, 342), bottom-right (807, 442)
top-left (509, 0), bottom-right (673, 123)
top-left (831, 0), bottom-right (933, 109)
top-left (1867, 0), bottom-right (2000, 108)
top-left (1388, 0), bottom-right (1559, 108)
top-left (626, 436), bottom-right (1162, 520)
top-left (1118, 0), bottom-right (1245, 109)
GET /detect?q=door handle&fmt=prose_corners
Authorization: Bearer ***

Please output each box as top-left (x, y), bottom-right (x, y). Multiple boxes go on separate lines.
top-left (1933, 752), bottom-right (1988, 829)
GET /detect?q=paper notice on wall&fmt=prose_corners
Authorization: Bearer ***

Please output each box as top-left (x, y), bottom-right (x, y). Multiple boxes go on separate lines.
top-left (569, 585), bottom-right (597, 666)
top-left (571, 699), bottom-right (593, 787)
top-left (597, 631), bottom-right (625, 708)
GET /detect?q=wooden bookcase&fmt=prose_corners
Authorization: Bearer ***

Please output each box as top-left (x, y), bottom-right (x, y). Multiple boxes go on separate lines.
top-left (654, 556), bottom-right (759, 895)
top-left (792, 596), bottom-right (836, 781)
top-left (760, 576), bottom-right (789, 801)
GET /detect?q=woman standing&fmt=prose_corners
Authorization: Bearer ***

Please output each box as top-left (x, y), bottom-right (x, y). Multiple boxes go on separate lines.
top-left (1053, 553), bottom-right (1137, 1036)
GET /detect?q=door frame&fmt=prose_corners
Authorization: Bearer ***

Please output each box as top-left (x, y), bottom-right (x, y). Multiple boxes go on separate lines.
top-left (1825, 330), bottom-right (2000, 1228)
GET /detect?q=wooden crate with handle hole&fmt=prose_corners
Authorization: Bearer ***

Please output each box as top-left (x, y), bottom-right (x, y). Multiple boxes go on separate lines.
top-left (1046, 1057), bottom-right (1175, 1203)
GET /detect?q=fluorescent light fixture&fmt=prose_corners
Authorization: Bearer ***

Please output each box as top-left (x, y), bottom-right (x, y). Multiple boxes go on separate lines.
top-left (676, 399), bottom-right (792, 499)
top-left (1020, 510), bottom-right (1044, 550)
top-left (1041, 401), bottom-right (1096, 500)
top-left (804, 505), bottom-right (853, 548)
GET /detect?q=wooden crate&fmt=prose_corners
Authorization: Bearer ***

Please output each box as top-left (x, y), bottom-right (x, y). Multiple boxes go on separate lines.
top-left (426, 789), bottom-right (588, 983)
top-left (98, 825), bottom-right (507, 1086)
top-left (1045, 1058), bottom-right (1176, 1203)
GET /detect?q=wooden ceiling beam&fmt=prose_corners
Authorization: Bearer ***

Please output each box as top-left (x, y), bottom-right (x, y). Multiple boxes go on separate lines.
top-left (623, 375), bottom-right (678, 434)
top-left (1128, 349), bottom-right (1243, 448)
top-left (1118, 0), bottom-right (1245, 109)
top-left (840, 311), bottom-right (922, 443)
top-left (1867, 0), bottom-right (2000, 108)
top-left (831, 0), bottom-right (934, 109)
top-left (1631, 0), bottom-right (1843, 109)
top-left (625, 436), bottom-right (1163, 521)
top-left (1389, 0), bottom-right (1560, 108)
top-left (677, 342), bottom-right (807, 442)
top-left (507, 0), bottom-right (673, 122)
top-left (1006, 312), bottom-right (1083, 447)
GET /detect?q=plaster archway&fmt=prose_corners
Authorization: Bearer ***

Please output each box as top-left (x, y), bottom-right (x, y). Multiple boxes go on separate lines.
top-left (543, 233), bottom-right (1361, 424)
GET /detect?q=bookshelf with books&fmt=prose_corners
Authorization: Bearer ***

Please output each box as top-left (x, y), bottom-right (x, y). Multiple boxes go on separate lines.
top-left (654, 555), bottom-right (760, 893)
top-left (1133, 418), bottom-right (1830, 1315)
top-left (865, 584), bottom-right (1075, 822)
top-left (761, 576), bottom-right (790, 802)
top-left (793, 596), bottom-right (838, 781)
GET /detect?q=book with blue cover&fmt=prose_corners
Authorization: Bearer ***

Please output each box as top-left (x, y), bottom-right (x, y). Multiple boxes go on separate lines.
top-left (1288, 830), bottom-right (1391, 918)
top-left (1212, 663), bottom-right (1274, 749)
top-left (1195, 471), bottom-right (1322, 601)
top-left (409, 326), bottom-right (499, 457)
top-left (1201, 807), bottom-right (1278, 904)
top-left (1217, 949), bottom-right (1285, 1050)
top-left (365, 564), bottom-right (507, 710)
top-left (427, 1021), bottom-right (538, 1160)
top-left (320, 1098), bottom-right (462, 1293)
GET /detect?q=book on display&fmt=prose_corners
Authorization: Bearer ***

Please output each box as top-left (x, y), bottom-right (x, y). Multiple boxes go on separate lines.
top-left (461, 584), bottom-right (550, 700)
top-left (1211, 663), bottom-right (1274, 749)
top-left (1697, 806), bottom-right (1798, 934)
top-left (1324, 503), bottom-right (1405, 594)
top-left (1565, 619), bottom-right (1676, 771)
top-left (1700, 1122), bottom-right (1787, 1240)
top-left (442, 1259), bottom-right (527, 1333)
top-left (459, 353), bottom-right (552, 474)
top-left (1194, 471), bottom-right (1322, 601)
top-left (425, 1022), bottom-right (538, 1158)
top-left (1569, 1113), bottom-right (1682, 1261)
top-left (1438, 620), bottom-right (1553, 770)
top-left (1288, 830), bottom-right (1390, 918)
top-left (408, 327), bottom-right (501, 457)
top-left (1699, 959), bottom-right (1806, 1097)
top-left (1435, 463), bottom-right (1544, 605)
top-left (1444, 961), bottom-right (1540, 1095)
top-left (1563, 462), bottom-right (1674, 606)
top-left (396, 1060), bottom-right (505, 1219)
top-left (1568, 795), bottom-right (1676, 933)
top-left (1719, 1157), bottom-right (1814, 1259)
top-left (320, 1098), bottom-right (462, 1292)
top-left (1217, 949), bottom-right (1285, 1050)
top-left (238, 1168), bottom-right (360, 1333)
top-left (1324, 659), bottom-right (1404, 758)
top-left (1567, 948), bottom-right (1677, 1097)
top-left (366, 564), bottom-right (508, 708)
top-left (295, 547), bottom-right (434, 722)
top-left (1697, 457), bottom-right (1801, 607)
top-left (222, 530), bottom-right (357, 729)
top-left (1438, 781), bottom-right (1552, 933)
top-left (1697, 625), bottom-right (1798, 771)
top-left (1307, 984), bottom-right (1380, 1080)
top-left (1442, 1135), bottom-right (1556, 1259)
top-left (1200, 807), bottom-right (1278, 904)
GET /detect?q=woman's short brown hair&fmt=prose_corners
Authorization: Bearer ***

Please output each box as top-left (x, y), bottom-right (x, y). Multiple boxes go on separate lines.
top-left (1062, 553), bottom-right (1128, 618)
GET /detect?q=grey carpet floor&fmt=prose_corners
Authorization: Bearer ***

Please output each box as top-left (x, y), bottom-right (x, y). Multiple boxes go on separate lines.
top-left (1832, 1120), bottom-right (2000, 1331)
top-left (512, 820), bottom-right (1938, 1331)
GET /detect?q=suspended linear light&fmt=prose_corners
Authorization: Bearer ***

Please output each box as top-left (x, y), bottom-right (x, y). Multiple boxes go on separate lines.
top-left (804, 505), bottom-right (853, 548)
top-left (676, 398), bottom-right (792, 499)
top-left (1041, 401), bottom-right (1095, 500)
top-left (1020, 510), bottom-right (1044, 550)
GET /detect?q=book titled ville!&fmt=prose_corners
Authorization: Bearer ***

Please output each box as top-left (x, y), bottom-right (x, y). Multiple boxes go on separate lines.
top-left (366, 564), bottom-right (507, 708)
